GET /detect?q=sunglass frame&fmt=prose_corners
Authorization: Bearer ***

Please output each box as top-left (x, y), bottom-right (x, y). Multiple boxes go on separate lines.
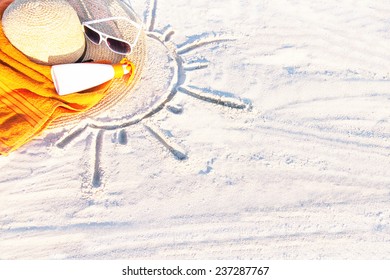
top-left (82, 16), bottom-right (142, 55)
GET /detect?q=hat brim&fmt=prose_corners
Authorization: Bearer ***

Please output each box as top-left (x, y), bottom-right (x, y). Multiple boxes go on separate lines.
top-left (50, 0), bottom-right (147, 128)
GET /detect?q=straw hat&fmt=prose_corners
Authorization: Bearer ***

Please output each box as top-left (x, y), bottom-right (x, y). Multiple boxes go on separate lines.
top-left (2, 0), bottom-right (147, 127)
top-left (2, 0), bottom-right (85, 65)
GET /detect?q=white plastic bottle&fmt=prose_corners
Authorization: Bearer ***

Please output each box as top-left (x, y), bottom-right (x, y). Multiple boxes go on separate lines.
top-left (51, 62), bottom-right (130, 95)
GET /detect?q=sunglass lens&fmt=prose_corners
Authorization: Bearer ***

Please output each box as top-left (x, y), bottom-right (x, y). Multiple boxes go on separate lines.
top-left (107, 38), bottom-right (131, 54)
top-left (84, 26), bottom-right (101, 44)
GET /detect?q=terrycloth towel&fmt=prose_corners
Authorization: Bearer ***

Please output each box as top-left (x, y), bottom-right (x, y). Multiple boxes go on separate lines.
top-left (0, 23), bottom-right (111, 156)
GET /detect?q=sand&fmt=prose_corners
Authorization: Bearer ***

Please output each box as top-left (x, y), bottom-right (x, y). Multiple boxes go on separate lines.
top-left (1, 0), bottom-right (390, 259)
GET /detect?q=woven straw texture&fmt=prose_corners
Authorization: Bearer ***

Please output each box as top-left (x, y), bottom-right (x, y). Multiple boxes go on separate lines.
top-left (3, 0), bottom-right (147, 128)
top-left (2, 0), bottom-right (85, 65)
top-left (53, 0), bottom-right (147, 127)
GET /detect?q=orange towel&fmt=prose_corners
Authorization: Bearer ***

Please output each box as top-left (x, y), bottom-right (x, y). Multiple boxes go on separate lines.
top-left (0, 22), bottom-right (111, 155)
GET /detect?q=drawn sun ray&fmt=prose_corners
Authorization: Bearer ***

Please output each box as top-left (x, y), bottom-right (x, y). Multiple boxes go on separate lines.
top-left (55, 0), bottom-right (252, 188)
top-left (144, 121), bottom-right (187, 161)
top-left (182, 61), bottom-right (209, 71)
top-left (162, 27), bottom-right (175, 42)
top-left (176, 36), bottom-right (236, 55)
top-left (56, 124), bottom-right (89, 149)
top-left (178, 85), bottom-right (250, 110)
top-left (144, 0), bottom-right (158, 32)
top-left (92, 129), bottom-right (104, 188)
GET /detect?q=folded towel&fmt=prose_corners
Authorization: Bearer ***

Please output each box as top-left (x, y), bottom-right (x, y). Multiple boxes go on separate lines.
top-left (0, 23), bottom-right (111, 156)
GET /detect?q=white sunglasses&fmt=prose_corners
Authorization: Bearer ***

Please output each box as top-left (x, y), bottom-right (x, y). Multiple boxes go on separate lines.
top-left (82, 17), bottom-right (142, 55)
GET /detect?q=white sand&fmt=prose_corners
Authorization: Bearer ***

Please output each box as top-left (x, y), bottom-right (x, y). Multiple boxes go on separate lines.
top-left (1, 0), bottom-right (390, 259)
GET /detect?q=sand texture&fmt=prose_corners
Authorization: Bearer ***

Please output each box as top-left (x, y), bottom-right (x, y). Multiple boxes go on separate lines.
top-left (1, 0), bottom-right (390, 259)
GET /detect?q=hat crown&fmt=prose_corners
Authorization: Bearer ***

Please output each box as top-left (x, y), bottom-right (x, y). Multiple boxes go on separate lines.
top-left (2, 0), bottom-right (85, 65)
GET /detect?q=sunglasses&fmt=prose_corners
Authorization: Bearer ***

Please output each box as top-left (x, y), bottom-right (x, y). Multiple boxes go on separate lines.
top-left (82, 16), bottom-right (142, 55)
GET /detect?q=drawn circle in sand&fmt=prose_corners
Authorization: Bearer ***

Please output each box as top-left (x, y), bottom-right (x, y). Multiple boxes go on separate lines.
top-left (86, 31), bottom-right (180, 130)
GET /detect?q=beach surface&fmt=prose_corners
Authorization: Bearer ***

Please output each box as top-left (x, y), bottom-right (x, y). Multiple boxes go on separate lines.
top-left (1, 0), bottom-right (390, 259)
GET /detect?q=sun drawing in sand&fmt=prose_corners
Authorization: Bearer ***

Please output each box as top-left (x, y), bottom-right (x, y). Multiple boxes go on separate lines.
top-left (54, 0), bottom-right (251, 188)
